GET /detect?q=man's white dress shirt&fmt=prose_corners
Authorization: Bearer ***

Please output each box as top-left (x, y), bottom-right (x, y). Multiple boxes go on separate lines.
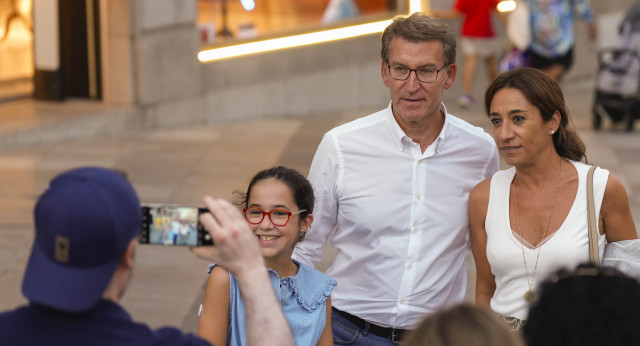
top-left (293, 103), bottom-right (499, 329)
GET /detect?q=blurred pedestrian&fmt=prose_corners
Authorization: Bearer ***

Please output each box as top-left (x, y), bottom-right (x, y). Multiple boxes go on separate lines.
top-left (429, 0), bottom-right (504, 108)
top-left (527, 0), bottom-right (597, 81)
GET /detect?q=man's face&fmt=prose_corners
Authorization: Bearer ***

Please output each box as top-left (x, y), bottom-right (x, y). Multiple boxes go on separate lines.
top-left (381, 37), bottom-right (456, 130)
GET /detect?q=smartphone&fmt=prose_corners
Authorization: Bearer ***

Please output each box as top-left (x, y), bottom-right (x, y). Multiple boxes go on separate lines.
top-left (140, 204), bottom-right (213, 246)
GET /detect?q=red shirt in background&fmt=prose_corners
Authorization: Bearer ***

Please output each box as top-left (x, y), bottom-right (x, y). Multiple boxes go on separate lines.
top-left (455, 0), bottom-right (500, 37)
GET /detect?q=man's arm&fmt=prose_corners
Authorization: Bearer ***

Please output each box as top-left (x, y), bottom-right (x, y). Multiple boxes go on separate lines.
top-left (293, 134), bottom-right (339, 266)
top-left (574, 0), bottom-right (597, 40)
top-left (192, 197), bottom-right (293, 346)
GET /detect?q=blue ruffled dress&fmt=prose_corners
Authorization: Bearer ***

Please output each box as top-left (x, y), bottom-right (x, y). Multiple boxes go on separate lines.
top-left (208, 260), bottom-right (336, 346)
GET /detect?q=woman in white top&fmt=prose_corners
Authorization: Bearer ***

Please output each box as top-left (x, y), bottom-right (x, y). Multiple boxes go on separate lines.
top-left (469, 67), bottom-right (638, 329)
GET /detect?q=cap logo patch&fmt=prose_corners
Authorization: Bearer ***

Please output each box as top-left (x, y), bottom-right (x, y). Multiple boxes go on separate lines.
top-left (54, 235), bottom-right (70, 263)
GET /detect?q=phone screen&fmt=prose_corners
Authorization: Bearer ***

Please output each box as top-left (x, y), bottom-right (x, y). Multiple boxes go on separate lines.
top-left (140, 205), bottom-right (213, 246)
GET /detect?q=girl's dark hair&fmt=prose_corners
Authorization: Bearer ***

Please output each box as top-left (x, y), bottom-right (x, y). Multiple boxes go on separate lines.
top-left (484, 67), bottom-right (586, 162)
top-left (234, 166), bottom-right (314, 239)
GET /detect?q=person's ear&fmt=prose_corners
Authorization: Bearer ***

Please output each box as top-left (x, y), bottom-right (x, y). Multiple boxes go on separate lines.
top-left (299, 214), bottom-right (314, 236)
top-left (549, 110), bottom-right (561, 134)
top-left (443, 63), bottom-right (457, 89)
top-left (120, 239), bottom-right (137, 269)
top-left (381, 60), bottom-right (391, 87)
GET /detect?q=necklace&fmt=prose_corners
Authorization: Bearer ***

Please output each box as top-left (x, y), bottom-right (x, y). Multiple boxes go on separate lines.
top-left (514, 161), bottom-right (563, 303)
top-left (279, 260), bottom-right (295, 304)
top-left (285, 260), bottom-right (295, 278)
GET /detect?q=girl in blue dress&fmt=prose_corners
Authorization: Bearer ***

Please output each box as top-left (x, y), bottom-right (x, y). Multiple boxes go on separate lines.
top-left (198, 166), bottom-right (336, 346)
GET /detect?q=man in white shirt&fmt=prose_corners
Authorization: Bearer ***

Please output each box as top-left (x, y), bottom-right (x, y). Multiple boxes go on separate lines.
top-left (292, 13), bottom-right (499, 345)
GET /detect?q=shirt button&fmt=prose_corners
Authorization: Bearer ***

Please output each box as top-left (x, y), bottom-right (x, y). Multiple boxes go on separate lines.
top-left (416, 193), bottom-right (422, 200)
top-left (400, 299), bottom-right (405, 304)
top-left (412, 228), bottom-right (418, 234)
top-left (407, 263), bottom-right (413, 269)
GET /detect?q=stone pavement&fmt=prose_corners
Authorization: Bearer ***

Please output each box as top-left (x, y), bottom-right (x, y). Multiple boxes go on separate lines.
top-left (0, 75), bottom-right (639, 335)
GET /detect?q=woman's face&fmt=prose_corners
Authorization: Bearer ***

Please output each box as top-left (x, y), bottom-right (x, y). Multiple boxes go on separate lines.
top-left (488, 88), bottom-right (559, 167)
top-left (246, 179), bottom-right (311, 261)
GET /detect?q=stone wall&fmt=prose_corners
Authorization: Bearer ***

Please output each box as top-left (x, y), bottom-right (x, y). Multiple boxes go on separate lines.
top-left (102, 0), bottom-right (638, 127)
top-left (201, 34), bottom-right (390, 122)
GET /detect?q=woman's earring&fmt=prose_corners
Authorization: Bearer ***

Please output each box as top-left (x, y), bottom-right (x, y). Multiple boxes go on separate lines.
top-left (550, 130), bottom-right (555, 135)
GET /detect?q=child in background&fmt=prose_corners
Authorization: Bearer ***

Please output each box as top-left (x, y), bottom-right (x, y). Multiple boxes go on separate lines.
top-left (429, 0), bottom-right (504, 108)
top-left (198, 166), bottom-right (336, 346)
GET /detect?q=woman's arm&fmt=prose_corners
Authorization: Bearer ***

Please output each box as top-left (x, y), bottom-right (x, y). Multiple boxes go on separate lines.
top-left (198, 266), bottom-right (231, 346)
top-left (600, 173), bottom-right (639, 242)
top-left (469, 179), bottom-right (497, 308)
top-left (316, 296), bottom-right (334, 346)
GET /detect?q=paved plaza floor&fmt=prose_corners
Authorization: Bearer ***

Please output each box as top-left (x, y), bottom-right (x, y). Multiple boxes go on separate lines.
top-left (0, 75), bottom-right (639, 334)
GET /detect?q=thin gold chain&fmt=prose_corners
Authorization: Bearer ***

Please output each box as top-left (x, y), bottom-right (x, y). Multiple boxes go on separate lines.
top-left (514, 161), bottom-right (563, 299)
top-left (280, 260), bottom-right (295, 305)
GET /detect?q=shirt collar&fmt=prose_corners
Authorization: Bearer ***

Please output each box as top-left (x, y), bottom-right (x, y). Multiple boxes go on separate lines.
top-left (385, 101), bottom-right (449, 153)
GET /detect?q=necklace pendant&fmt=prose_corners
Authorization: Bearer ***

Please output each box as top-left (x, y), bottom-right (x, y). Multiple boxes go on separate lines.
top-left (524, 290), bottom-right (535, 303)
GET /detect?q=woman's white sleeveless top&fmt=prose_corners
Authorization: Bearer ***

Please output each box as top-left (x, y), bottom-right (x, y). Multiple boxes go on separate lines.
top-left (486, 161), bottom-right (608, 320)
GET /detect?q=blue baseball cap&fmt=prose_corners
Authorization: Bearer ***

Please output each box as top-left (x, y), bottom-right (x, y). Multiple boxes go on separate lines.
top-left (22, 167), bottom-right (142, 313)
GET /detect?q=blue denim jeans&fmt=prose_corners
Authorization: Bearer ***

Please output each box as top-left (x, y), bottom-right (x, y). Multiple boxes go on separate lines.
top-left (331, 309), bottom-right (400, 346)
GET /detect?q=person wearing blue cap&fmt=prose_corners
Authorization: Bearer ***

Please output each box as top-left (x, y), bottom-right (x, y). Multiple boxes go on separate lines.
top-left (0, 167), bottom-right (293, 346)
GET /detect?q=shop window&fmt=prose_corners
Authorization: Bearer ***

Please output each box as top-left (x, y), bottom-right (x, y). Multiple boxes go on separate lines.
top-left (0, 0), bottom-right (33, 102)
top-left (197, 0), bottom-right (398, 45)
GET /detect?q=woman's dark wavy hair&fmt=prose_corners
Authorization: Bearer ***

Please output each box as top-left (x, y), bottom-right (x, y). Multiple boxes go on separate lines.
top-left (233, 166), bottom-right (314, 241)
top-left (524, 263), bottom-right (640, 346)
top-left (484, 67), bottom-right (586, 162)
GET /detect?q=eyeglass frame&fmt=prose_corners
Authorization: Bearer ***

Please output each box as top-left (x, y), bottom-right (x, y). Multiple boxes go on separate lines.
top-left (385, 62), bottom-right (450, 83)
top-left (242, 207), bottom-right (307, 227)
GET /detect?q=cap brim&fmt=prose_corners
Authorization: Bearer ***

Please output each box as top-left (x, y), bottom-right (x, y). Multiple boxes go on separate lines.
top-left (22, 242), bottom-right (119, 313)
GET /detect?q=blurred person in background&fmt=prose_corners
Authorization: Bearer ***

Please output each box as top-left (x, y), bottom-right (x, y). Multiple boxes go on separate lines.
top-left (429, 0), bottom-right (505, 108)
top-left (403, 304), bottom-right (525, 346)
top-left (527, 0), bottom-right (597, 81)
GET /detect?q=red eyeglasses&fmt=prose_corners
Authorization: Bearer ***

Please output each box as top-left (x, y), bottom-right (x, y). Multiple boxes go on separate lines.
top-left (243, 207), bottom-right (306, 227)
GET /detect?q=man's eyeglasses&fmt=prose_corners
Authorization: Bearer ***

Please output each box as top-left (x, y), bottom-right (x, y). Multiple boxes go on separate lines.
top-left (386, 63), bottom-right (449, 83)
top-left (243, 207), bottom-right (307, 227)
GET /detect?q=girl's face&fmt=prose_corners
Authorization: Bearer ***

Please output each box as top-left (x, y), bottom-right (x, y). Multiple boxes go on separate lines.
top-left (246, 179), bottom-right (312, 261)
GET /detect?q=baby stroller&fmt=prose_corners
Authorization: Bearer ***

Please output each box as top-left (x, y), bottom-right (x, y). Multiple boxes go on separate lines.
top-left (592, 2), bottom-right (640, 131)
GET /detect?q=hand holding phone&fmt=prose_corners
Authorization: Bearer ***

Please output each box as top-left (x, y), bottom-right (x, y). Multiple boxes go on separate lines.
top-left (140, 204), bottom-right (214, 246)
top-left (191, 196), bottom-right (265, 271)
